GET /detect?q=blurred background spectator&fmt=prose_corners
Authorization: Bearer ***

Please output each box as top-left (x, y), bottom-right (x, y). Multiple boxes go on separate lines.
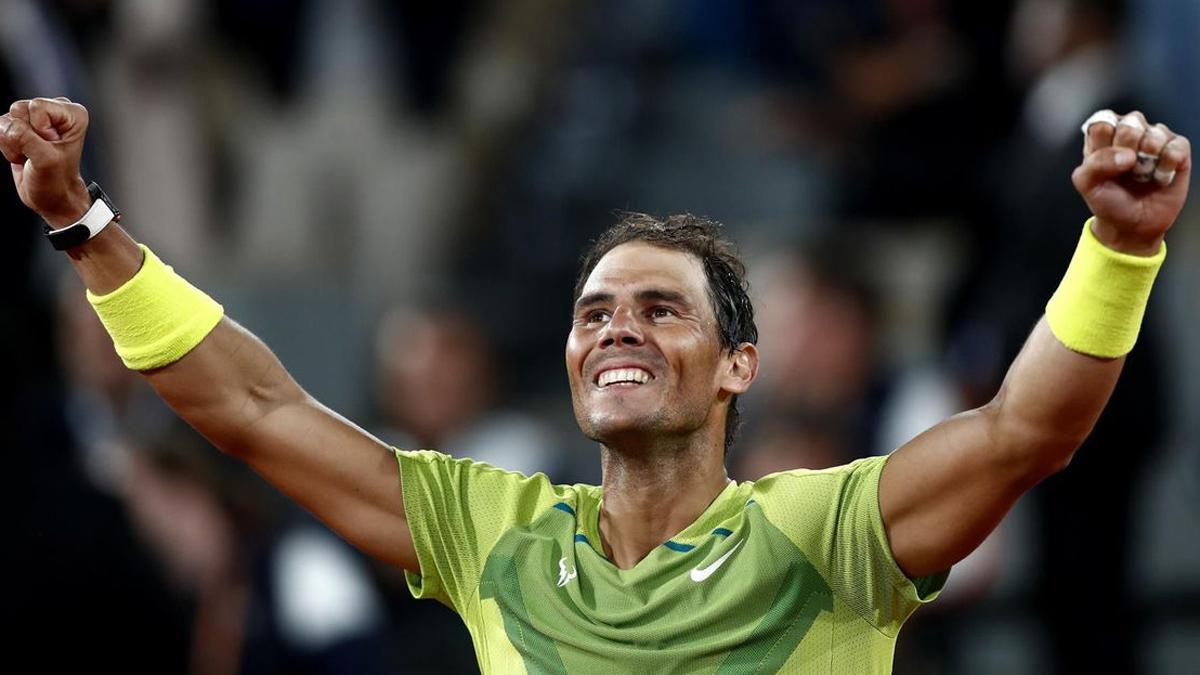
top-left (371, 305), bottom-right (561, 477)
top-left (124, 422), bottom-right (390, 675)
top-left (735, 238), bottom-right (885, 474)
top-left (10, 0), bottom-right (1199, 673)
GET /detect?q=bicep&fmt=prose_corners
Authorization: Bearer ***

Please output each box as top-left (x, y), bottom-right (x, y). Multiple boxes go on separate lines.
top-left (879, 407), bottom-right (1031, 579)
top-left (236, 397), bottom-right (417, 570)
top-left (144, 317), bottom-right (417, 570)
top-left (880, 319), bottom-right (1123, 578)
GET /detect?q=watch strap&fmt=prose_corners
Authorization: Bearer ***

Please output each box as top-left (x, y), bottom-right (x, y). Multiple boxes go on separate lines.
top-left (44, 182), bottom-right (121, 251)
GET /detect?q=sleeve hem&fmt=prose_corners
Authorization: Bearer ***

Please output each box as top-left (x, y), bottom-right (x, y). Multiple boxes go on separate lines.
top-left (395, 449), bottom-right (452, 608)
top-left (875, 454), bottom-right (950, 591)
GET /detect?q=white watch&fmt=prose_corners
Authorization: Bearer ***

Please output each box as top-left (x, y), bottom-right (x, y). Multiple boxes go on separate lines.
top-left (44, 182), bottom-right (120, 251)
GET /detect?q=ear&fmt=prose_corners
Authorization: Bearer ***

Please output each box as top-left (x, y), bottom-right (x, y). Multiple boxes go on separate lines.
top-left (720, 342), bottom-right (758, 395)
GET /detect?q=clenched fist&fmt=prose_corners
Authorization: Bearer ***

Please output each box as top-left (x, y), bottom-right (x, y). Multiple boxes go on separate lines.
top-left (1075, 110), bottom-right (1192, 255)
top-left (0, 97), bottom-right (92, 228)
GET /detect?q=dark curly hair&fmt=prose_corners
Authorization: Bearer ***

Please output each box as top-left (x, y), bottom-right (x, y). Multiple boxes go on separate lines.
top-left (573, 212), bottom-right (758, 453)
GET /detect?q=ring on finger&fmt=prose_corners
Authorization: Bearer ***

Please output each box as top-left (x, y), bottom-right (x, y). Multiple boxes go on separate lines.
top-left (1082, 110), bottom-right (1120, 135)
top-left (1132, 151), bottom-right (1159, 182)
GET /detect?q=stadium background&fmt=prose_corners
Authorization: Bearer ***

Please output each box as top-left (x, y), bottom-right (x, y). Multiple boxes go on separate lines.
top-left (5, 0), bottom-right (1198, 673)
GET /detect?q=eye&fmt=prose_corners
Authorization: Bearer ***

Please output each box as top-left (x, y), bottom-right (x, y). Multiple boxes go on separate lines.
top-left (650, 306), bottom-right (677, 319)
top-left (583, 309), bottom-right (611, 325)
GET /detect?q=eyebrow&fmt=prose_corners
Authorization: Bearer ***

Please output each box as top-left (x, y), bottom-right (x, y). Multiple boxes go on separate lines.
top-left (573, 288), bottom-right (692, 313)
top-left (574, 292), bottom-right (614, 313)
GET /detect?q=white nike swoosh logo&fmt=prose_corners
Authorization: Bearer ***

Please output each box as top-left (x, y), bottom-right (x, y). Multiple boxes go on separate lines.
top-left (557, 557), bottom-right (577, 587)
top-left (689, 539), bottom-right (744, 582)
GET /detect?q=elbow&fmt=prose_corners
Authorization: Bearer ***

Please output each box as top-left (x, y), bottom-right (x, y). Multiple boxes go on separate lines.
top-left (225, 380), bottom-right (307, 453)
top-left (183, 368), bottom-right (305, 460)
top-left (1030, 441), bottom-right (1079, 478)
top-left (212, 390), bottom-right (305, 460)
top-left (981, 396), bottom-right (1088, 484)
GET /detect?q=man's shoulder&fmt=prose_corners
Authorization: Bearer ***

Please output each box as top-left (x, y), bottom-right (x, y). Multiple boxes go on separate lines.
top-left (395, 447), bottom-right (590, 506)
top-left (748, 455), bottom-right (889, 492)
top-left (743, 455), bottom-right (892, 543)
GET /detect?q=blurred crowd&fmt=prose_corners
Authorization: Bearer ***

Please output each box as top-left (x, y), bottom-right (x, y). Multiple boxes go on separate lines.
top-left (6, 0), bottom-right (1199, 673)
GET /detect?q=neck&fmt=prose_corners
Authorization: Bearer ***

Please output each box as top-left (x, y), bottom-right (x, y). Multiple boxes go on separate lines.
top-left (597, 433), bottom-right (730, 569)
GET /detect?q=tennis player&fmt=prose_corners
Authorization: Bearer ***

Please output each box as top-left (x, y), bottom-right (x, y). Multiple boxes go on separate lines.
top-left (2, 98), bottom-right (1189, 673)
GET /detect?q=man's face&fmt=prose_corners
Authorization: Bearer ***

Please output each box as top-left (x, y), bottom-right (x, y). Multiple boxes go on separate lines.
top-left (566, 241), bottom-right (735, 448)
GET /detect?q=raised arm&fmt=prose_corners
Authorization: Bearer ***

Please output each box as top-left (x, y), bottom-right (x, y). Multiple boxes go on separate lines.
top-left (879, 110), bottom-right (1191, 578)
top-left (1, 98), bottom-right (417, 570)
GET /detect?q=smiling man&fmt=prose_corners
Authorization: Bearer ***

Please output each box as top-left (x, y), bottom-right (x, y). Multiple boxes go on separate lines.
top-left (2, 96), bottom-right (1190, 673)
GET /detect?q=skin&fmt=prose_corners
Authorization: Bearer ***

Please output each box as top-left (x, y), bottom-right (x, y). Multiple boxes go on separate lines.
top-left (566, 242), bottom-right (756, 568)
top-left (1, 98), bottom-right (1190, 578)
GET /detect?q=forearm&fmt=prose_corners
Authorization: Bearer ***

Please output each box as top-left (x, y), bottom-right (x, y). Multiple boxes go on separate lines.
top-left (65, 222), bottom-right (145, 293)
top-left (988, 214), bottom-right (1166, 474)
top-left (66, 223), bottom-right (306, 455)
top-left (882, 317), bottom-right (1131, 578)
top-left (881, 111), bottom-right (1187, 578)
top-left (144, 317), bottom-right (307, 456)
top-left (71, 229), bottom-right (415, 564)
top-left (6, 97), bottom-right (417, 568)
top-left (987, 318), bottom-right (1124, 475)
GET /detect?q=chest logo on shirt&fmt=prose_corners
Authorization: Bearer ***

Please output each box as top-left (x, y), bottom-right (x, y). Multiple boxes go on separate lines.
top-left (689, 539), bottom-right (744, 582)
top-left (556, 557), bottom-right (578, 587)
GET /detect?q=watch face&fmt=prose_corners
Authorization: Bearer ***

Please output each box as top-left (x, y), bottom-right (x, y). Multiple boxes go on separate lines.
top-left (85, 182), bottom-right (120, 218)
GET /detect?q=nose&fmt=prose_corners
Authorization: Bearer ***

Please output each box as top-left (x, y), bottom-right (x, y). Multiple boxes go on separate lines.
top-left (599, 306), bottom-right (644, 348)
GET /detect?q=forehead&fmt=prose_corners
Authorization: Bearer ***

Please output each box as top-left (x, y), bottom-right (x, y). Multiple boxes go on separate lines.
top-left (581, 241), bottom-right (710, 301)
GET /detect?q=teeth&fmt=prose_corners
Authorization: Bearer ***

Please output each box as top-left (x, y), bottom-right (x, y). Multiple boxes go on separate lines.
top-left (598, 368), bottom-right (652, 387)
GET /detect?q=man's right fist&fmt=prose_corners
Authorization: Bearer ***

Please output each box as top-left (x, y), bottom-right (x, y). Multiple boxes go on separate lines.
top-left (0, 97), bottom-right (92, 228)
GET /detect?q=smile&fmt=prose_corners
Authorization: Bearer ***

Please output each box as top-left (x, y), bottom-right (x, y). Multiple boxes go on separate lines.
top-left (596, 367), bottom-right (654, 388)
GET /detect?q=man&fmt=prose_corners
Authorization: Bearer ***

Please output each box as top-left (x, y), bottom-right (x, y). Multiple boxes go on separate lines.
top-left (1, 97), bottom-right (1190, 672)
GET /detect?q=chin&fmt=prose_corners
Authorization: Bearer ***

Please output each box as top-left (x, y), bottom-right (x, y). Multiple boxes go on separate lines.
top-left (577, 407), bottom-right (675, 447)
top-left (581, 413), bottom-right (648, 441)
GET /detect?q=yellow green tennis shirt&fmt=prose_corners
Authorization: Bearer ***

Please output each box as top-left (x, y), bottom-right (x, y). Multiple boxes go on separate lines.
top-left (395, 450), bottom-right (946, 673)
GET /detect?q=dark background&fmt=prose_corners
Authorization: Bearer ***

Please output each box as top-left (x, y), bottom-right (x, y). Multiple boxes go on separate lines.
top-left (6, 0), bottom-right (1198, 673)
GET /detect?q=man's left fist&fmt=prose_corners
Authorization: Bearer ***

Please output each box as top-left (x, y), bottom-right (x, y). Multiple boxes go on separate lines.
top-left (1074, 110), bottom-right (1190, 256)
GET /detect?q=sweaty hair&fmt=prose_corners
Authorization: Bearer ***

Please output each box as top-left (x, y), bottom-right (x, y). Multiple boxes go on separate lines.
top-left (573, 212), bottom-right (758, 454)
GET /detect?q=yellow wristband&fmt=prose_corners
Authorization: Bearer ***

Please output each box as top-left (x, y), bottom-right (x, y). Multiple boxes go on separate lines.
top-left (87, 244), bottom-right (224, 371)
top-left (1045, 218), bottom-right (1165, 358)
